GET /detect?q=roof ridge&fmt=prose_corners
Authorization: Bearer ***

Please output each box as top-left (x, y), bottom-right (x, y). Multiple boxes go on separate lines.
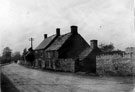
top-left (45, 34), bottom-right (56, 38)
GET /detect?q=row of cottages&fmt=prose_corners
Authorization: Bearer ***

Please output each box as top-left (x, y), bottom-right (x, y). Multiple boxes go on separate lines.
top-left (35, 25), bottom-right (101, 73)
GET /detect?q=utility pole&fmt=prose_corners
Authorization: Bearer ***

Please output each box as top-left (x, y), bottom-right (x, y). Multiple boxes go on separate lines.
top-left (29, 37), bottom-right (34, 49)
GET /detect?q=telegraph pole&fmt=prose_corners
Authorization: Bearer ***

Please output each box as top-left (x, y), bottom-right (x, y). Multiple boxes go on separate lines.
top-left (29, 37), bottom-right (34, 49)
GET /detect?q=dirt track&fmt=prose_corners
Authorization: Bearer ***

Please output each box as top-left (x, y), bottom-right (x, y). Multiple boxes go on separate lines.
top-left (1, 63), bottom-right (135, 92)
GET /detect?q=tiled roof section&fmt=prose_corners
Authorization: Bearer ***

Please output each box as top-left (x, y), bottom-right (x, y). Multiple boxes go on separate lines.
top-left (79, 47), bottom-right (92, 60)
top-left (35, 35), bottom-right (56, 50)
top-left (46, 33), bottom-right (72, 51)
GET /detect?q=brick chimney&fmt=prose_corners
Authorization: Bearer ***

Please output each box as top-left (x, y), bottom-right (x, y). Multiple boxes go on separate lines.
top-left (71, 25), bottom-right (78, 34)
top-left (44, 34), bottom-right (47, 39)
top-left (90, 40), bottom-right (98, 49)
top-left (56, 28), bottom-right (60, 36)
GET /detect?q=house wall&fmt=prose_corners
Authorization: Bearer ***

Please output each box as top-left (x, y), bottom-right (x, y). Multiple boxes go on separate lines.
top-left (35, 50), bottom-right (59, 68)
top-left (45, 51), bottom-right (58, 59)
top-left (43, 58), bottom-right (75, 72)
top-left (34, 50), bottom-right (45, 68)
top-left (35, 50), bottom-right (44, 59)
top-left (40, 50), bottom-right (77, 72)
top-left (80, 54), bottom-right (96, 73)
top-left (53, 59), bottom-right (75, 72)
top-left (34, 33), bottom-right (100, 73)
top-left (57, 34), bottom-right (101, 73)
top-left (58, 59), bottom-right (75, 72)
top-left (44, 51), bottom-right (59, 69)
top-left (35, 50), bottom-right (76, 72)
top-left (79, 47), bottom-right (101, 73)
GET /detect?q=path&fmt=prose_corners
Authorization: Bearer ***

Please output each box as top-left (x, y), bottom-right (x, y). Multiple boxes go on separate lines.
top-left (1, 63), bottom-right (134, 92)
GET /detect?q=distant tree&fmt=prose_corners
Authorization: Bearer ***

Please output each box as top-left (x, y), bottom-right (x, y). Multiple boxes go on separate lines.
top-left (99, 43), bottom-right (114, 52)
top-left (2, 47), bottom-right (12, 63)
top-left (12, 51), bottom-right (21, 62)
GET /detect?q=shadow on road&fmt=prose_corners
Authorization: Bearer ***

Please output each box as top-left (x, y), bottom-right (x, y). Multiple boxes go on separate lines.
top-left (1, 73), bottom-right (20, 92)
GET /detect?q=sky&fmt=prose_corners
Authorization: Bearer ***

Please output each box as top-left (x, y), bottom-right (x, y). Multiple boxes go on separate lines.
top-left (0, 0), bottom-right (134, 55)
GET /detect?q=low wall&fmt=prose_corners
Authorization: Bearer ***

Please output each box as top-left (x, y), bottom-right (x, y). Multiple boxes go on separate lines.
top-left (96, 54), bottom-right (135, 76)
top-left (57, 59), bottom-right (75, 72)
top-left (35, 58), bottom-right (75, 72)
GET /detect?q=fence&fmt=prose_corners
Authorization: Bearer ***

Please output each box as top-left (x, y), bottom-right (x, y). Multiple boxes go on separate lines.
top-left (96, 54), bottom-right (135, 76)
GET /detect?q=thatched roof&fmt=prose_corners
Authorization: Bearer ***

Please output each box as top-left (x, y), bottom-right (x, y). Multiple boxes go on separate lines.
top-left (35, 35), bottom-right (56, 50)
top-left (45, 33), bottom-right (72, 51)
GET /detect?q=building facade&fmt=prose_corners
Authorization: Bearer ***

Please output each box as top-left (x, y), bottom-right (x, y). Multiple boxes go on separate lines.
top-left (35, 25), bottom-right (101, 73)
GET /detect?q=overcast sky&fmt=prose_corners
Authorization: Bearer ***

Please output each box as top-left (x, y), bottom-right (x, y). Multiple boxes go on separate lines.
top-left (0, 0), bottom-right (134, 54)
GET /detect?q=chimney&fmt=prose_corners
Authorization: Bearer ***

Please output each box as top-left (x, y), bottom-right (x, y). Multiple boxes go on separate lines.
top-left (90, 40), bottom-right (98, 49)
top-left (44, 34), bottom-right (47, 39)
top-left (71, 25), bottom-right (78, 34)
top-left (56, 28), bottom-right (60, 36)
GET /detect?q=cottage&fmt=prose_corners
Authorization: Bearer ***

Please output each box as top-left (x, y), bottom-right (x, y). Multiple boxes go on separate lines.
top-left (35, 25), bottom-right (101, 73)
top-left (79, 40), bottom-right (101, 73)
top-left (125, 47), bottom-right (135, 54)
top-left (34, 28), bottom-right (61, 67)
top-left (44, 26), bottom-right (101, 73)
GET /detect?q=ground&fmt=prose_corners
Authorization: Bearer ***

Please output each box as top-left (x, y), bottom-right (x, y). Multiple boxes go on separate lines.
top-left (1, 63), bottom-right (135, 92)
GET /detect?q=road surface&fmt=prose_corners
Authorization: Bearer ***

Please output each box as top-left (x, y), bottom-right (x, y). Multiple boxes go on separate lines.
top-left (1, 63), bottom-right (135, 92)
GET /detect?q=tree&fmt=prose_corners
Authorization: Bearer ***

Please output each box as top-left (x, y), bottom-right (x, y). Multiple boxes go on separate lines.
top-left (2, 47), bottom-right (12, 63)
top-left (99, 43), bottom-right (114, 52)
top-left (12, 51), bottom-right (21, 62)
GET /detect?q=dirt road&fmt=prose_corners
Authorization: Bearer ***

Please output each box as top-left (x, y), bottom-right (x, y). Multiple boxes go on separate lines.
top-left (1, 63), bottom-right (135, 92)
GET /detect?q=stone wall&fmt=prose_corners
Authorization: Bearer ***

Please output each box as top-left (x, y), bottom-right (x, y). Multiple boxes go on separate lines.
top-left (57, 59), bottom-right (75, 72)
top-left (96, 54), bottom-right (135, 76)
top-left (35, 58), bottom-right (75, 72)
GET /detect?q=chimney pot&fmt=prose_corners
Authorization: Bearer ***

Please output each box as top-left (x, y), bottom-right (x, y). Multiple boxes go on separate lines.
top-left (56, 28), bottom-right (60, 36)
top-left (44, 34), bottom-right (47, 39)
top-left (90, 40), bottom-right (98, 49)
top-left (71, 25), bottom-right (78, 34)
